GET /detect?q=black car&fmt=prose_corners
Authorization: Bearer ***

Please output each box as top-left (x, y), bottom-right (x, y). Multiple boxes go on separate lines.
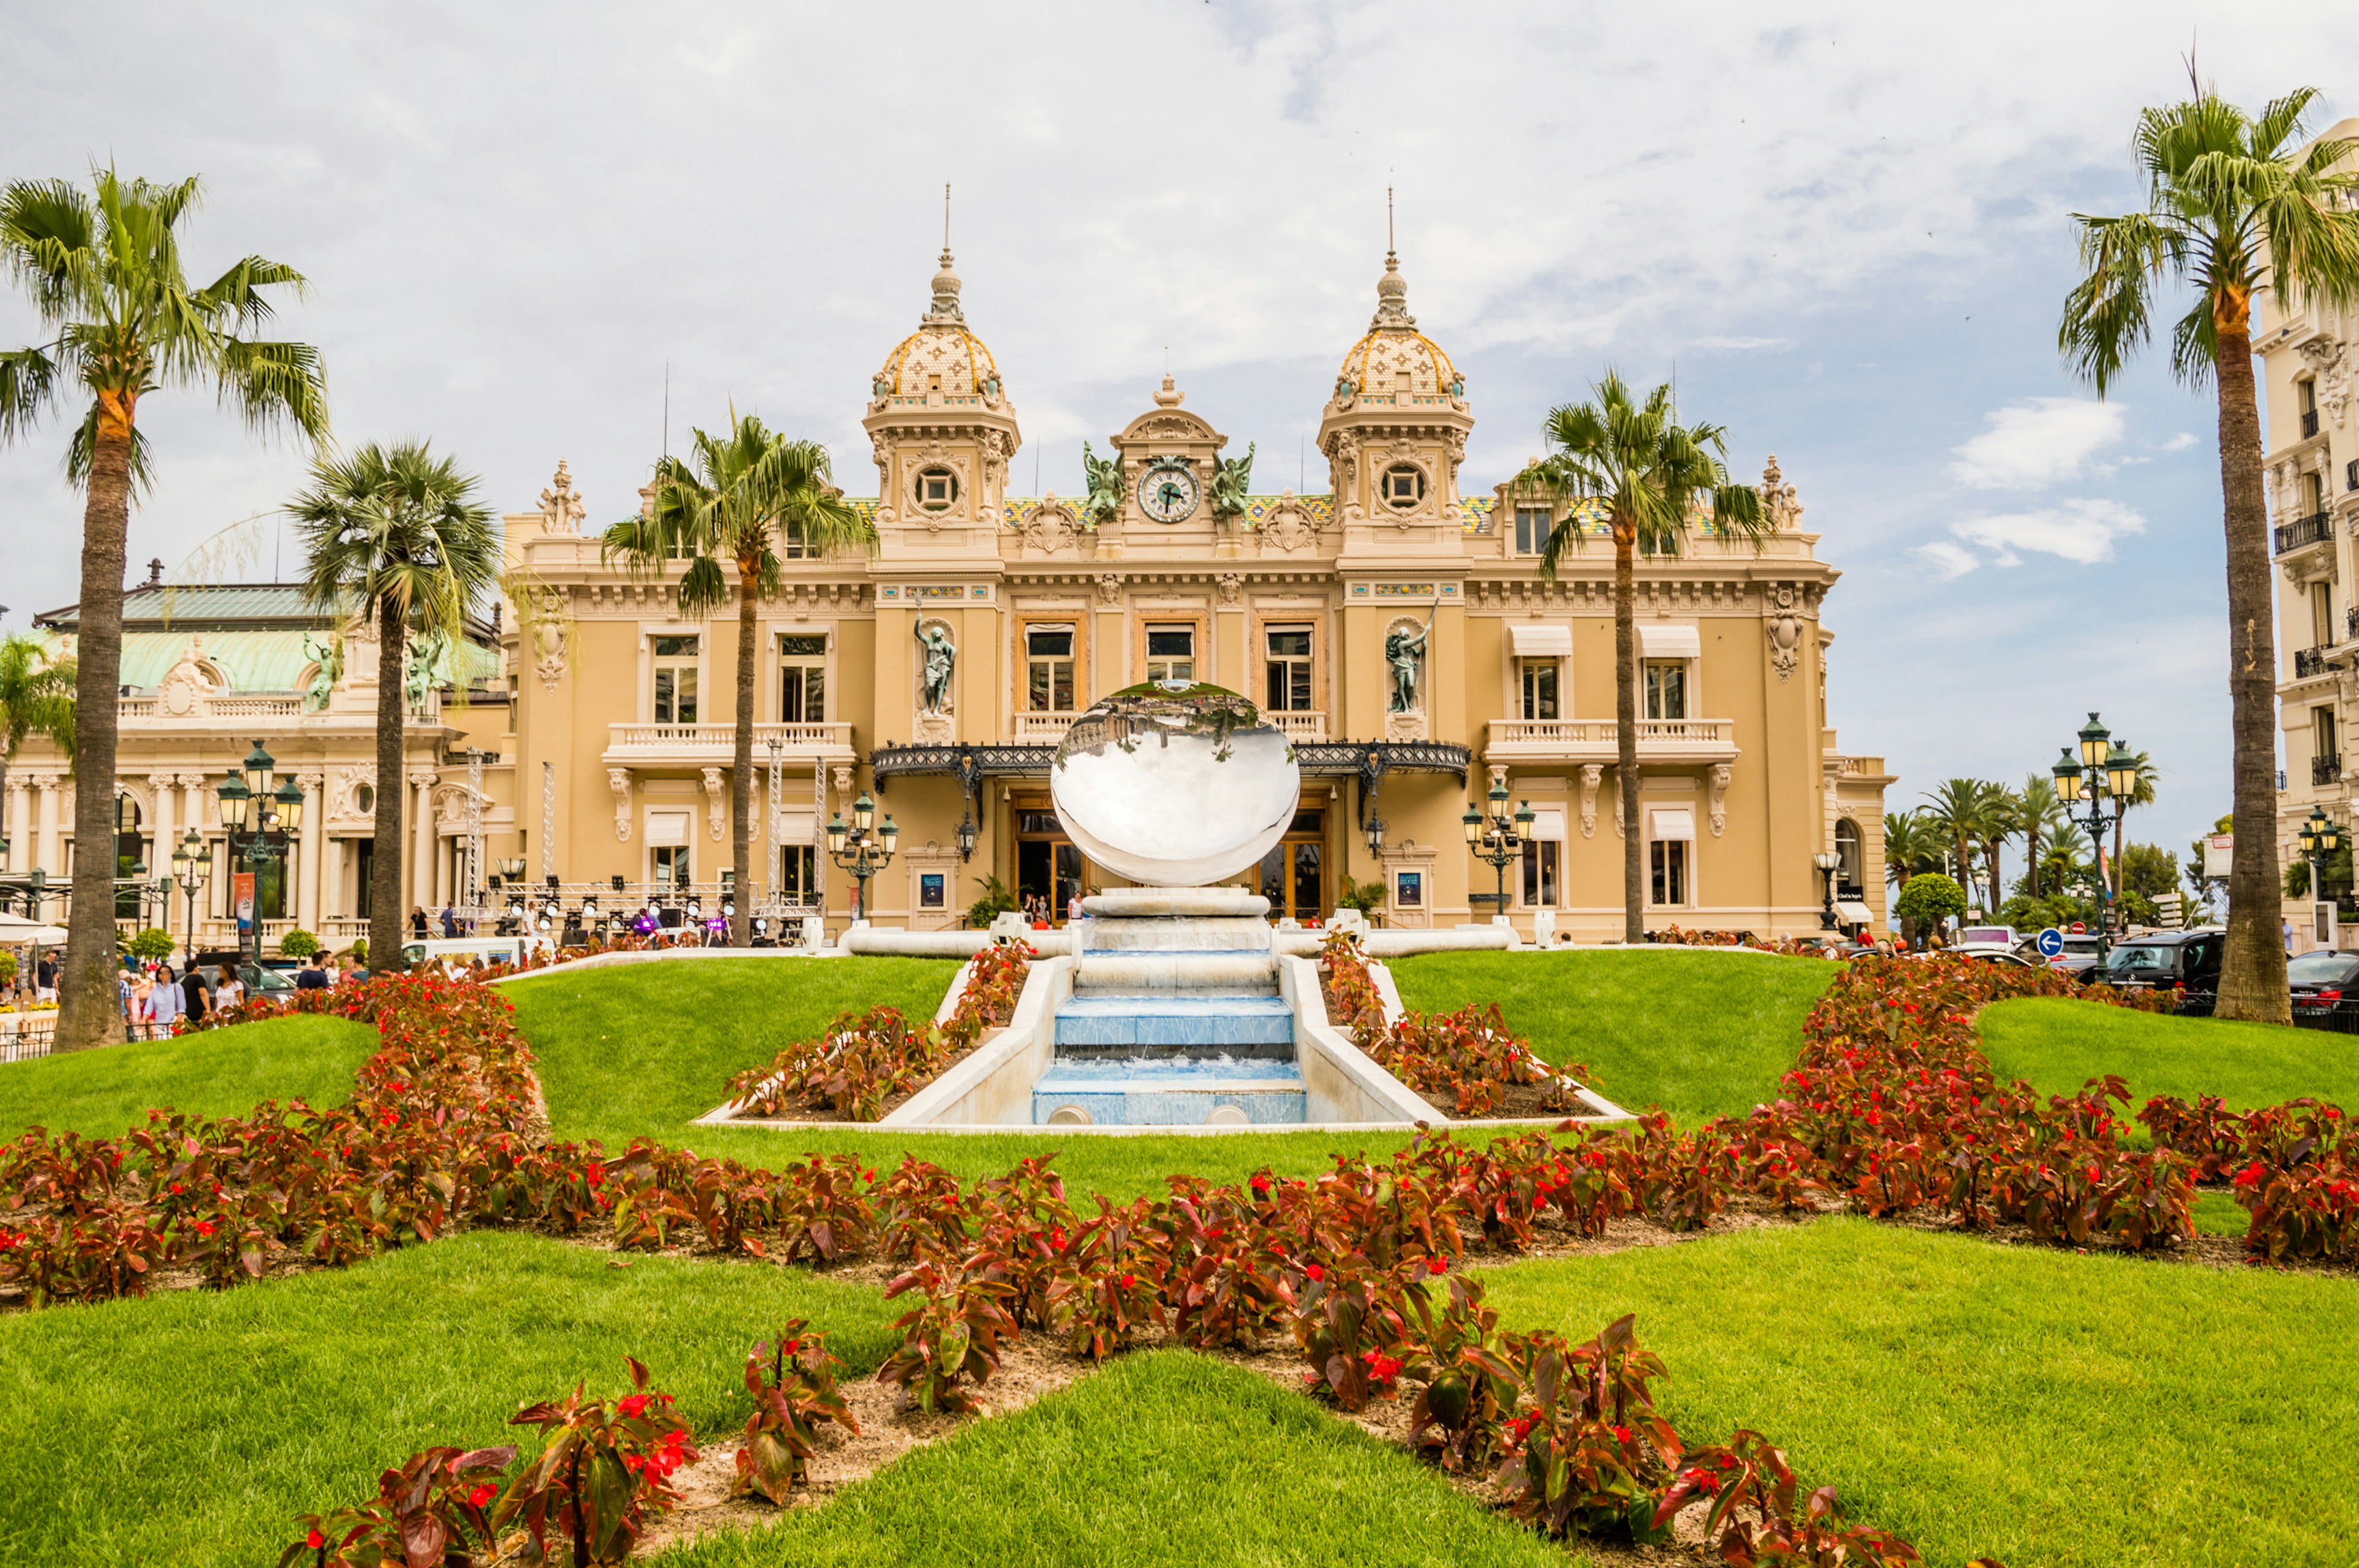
top-left (2287, 949), bottom-right (2359, 1033)
top-left (2098, 929), bottom-right (2224, 1004)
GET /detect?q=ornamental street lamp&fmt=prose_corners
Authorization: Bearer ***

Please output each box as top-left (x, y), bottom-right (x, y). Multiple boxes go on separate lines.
top-left (170, 830), bottom-right (214, 966)
top-left (2298, 805), bottom-right (2344, 932)
top-left (826, 790), bottom-right (897, 922)
top-left (1813, 850), bottom-right (1841, 931)
top-left (2051, 711), bottom-right (2140, 969)
top-left (1463, 781), bottom-right (1535, 927)
top-left (216, 741), bottom-right (305, 975)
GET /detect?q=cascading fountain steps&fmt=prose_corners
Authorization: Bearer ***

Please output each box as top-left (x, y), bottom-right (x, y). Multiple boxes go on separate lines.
top-left (1031, 887), bottom-right (1306, 1126)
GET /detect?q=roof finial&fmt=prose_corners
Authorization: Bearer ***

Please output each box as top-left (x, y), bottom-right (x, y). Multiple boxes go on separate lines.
top-left (926, 184), bottom-right (964, 323)
top-left (1387, 183), bottom-right (1395, 261)
top-left (1372, 187), bottom-right (1412, 330)
top-left (943, 181), bottom-right (952, 252)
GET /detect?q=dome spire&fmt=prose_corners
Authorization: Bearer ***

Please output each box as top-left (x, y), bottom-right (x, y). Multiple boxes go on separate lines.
top-left (925, 182), bottom-right (964, 323)
top-left (1372, 184), bottom-right (1414, 330)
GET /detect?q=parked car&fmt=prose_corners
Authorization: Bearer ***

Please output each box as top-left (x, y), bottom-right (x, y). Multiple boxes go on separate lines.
top-left (1963, 950), bottom-right (2041, 970)
top-left (1952, 925), bottom-right (2019, 958)
top-left (2287, 948), bottom-right (2359, 1033)
top-left (2048, 933), bottom-right (2105, 981)
top-left (190, 949), bottom-right (297, 996)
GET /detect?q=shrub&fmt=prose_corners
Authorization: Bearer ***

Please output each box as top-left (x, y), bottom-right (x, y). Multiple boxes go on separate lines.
top-left (278, 927), bottom-right (321, 960)
top-left (875, 1259), bottom-right (1020, 1414)
top-left (965, 873), bottom-right (1019, 930)
top-left (124, 927), bottom-right (174, 962)
top-left (501, 1357), bottom-right (697, 1566)
top-left (1493, 1314), bottom-right (1682, 1543)
top-left (278, 1443), bottom-right (516, 1568)
top-left (734, 1322), bottom-right (859, 1505)
top-left (1893, 872), bottom-right (1966, 933)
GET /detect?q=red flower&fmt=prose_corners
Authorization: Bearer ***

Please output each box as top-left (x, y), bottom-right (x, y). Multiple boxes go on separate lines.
top-left (467, 1483), bottom-right (496, 1508)
top-left (618, 1394), bottom-right (650, 1418)
top-left (862, 1168), bottom-right (875, 1183)
top-left (782, 1339), bottom-right (799, 1355)
top-left (1304, 1263), bottom-right (1324, 1282)
top-left (1119, 1273), bottom-right (1135, 1290)
top-left (1048, 1227), bottom-right (1067, 1252)
top-left (1250, 1175), bottom-right (1272, 1197)
top-left (1613, 1424), bottom-right (1632, 1444)
top-left (306, 1527), bottom-right (325, 1549)
top-left (2234, 1161), bottom-right (2266, 1189)
top-left (193, 1220), bottom-right (216, 1239)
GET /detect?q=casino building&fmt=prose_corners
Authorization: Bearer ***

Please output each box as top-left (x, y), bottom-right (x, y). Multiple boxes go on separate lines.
top-left (14, 244), bottom-right (1890, 947)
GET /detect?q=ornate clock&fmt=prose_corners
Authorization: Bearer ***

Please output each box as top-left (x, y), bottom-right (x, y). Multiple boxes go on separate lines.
top-left (1137, 456), bottom-right (1200, 523)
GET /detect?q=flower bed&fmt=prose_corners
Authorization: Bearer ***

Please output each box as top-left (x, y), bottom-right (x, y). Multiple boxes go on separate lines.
top-left (1319, 933), bottom-right (1588, 1117)
top-left (719, 943), bottom-right (1031, 1123)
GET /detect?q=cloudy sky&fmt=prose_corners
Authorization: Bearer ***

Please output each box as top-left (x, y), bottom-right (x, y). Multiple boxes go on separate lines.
top-left (5, 0), bottom-right (2352, 867)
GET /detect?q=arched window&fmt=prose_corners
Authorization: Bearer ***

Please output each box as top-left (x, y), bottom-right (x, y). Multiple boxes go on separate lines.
top-left (1834, 818), bottom-right (1864, 897)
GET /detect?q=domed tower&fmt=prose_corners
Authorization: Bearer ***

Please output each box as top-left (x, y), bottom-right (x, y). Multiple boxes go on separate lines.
top-left (1316, 243), bottom-right (1473, 560)
top-left (862, 246), bottom-right (1022, 565)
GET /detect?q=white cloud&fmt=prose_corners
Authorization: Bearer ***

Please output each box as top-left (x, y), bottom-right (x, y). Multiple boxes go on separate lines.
top-left (1688, 336), bottom-right (1794, 353)
top-left (1950, 498), bottom-right (2146, 566)
top-left (1913, 540), bottom-right (1982, 579)
top-left (1947, 399), bottom-right (2127, 490)
top-left (2161, 432), bottom-right (2198, 452)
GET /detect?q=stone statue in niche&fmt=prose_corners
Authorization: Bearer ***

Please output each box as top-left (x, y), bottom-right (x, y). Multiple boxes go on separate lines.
top-left (405, 629), bottom-right (448, 712)
top-left (1386, 599), bottom-right (1439, 714)
top-left (915, 622), bottom-right (957, 714)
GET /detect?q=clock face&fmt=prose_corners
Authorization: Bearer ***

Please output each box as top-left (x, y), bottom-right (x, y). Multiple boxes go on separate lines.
top-left (1138, 461), bottom-right (1200, 523)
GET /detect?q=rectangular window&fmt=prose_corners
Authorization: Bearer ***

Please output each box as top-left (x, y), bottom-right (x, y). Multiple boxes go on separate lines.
top-left (1643, 661), bottom-right (1687, 720)
top-left (1264, 628), bottom-right (1313, 711)
top-left (779, 634), bottom-right (826, 722)
top-left (2314, 581), bottom-right (2336, 648)
top-left (777, 844), bottom-right (816, 899)
top-left (1146, 625), bottom-right (1195, 684)
top-left (652, 844), bottom-right (690, 889)
top-left (1514, 505), bottom-right (1550, 555)
top-left (1027, 626), bottom-right (1077, 712)
top-left (1650, 838), bottom-right (1688, 905)
top-left (1520, 839), bottom-right (1560, 907)
top-left (2305, 470), bottom-right (2326, 513)
top-left (1520, 660), bottom-right (1560, 720)
top-left (652, 635), bottom-right (699, 724)
top-left (2318, 705), bottom-right (2339, 760)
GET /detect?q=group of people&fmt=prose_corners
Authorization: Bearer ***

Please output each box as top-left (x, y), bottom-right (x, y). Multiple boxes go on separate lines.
top-left (410, 905), bottom-right (463, 940)
top-left (115, 948), bottom-right (365, 1040)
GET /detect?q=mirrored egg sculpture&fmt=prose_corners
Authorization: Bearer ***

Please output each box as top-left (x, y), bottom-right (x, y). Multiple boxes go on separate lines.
top-left (1050, 681), bottom-right (1301, 886)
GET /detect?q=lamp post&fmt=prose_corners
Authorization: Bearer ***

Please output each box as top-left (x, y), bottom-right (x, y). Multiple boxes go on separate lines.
top-left (169, 830), bottom-right (213, 967)
top-left (216, 740), bottom-right (305, 976)
top-left (1813, 850), bottom-right (1841, 931)
top-left (1462, 781), bottom-right (1534, 928)
top-left (2299, 805), bottom-right (2344, 945)
top-left (826, 790), bottom-right (897, 922)
top-left (2050, 711), bottom-right (2139, 970)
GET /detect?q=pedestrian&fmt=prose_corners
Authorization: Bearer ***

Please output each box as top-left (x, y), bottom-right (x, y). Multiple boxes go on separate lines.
top-left (410, 907), bottom-right (429, 941)
top-left (149, 964), bottom-right (184, 1034)
top-left (440, 905), bottom-right (459, 939)
top-left (295, 953), bottom-right (328, 990)
top-left (342, 951), bottom-right (366, 985)
top-left (180, 962), bottom-right (209, 1024)
top-left (34, 953), bottom-right (56, 1002)
top-left (214, 966), bottom-right (245, 1013)
top-left (123, 969), bottom-right (149, 1042)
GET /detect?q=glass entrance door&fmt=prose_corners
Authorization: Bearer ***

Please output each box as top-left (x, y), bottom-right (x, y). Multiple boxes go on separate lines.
top-left (1256, 809), bottom-right (1326, 921)
top-left (1014, 807), bottom-right (1086, 922)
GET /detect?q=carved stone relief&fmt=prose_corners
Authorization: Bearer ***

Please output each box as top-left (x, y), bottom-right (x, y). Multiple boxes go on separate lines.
top-left (1709, 764), bottom-right (1731, 837)
top-left (1017, 496), bottom-right (1080, 555)
top-left (1766, 585), bottom-right (1805, 682)
top-left (1216, 572), bottom-right (1244, 606)
top-left (1096, 572), bottom-right (1124, 606)
top-left (1579, 765), bottom-right (1602, 838)
top-left (608, 769), bottom-right (633, 842)
top-left (701, 768), bottom-right (726, 841)
top-left (539, 459), bottom-right (587, 534)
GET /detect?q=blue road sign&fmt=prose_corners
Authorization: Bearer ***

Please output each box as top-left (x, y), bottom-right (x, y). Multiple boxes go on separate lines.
top-left (2035, 927), bottom-right (2064, 959)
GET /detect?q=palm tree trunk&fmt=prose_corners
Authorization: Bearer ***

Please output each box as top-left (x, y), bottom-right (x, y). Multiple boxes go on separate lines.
top-left (2212, 303), bottom-right (2291, 1023)
top-left (368, 599), bottom-right (409, 975)
top-left (730, 563), bottom-right (757, 948)
top-left (1987, 841), bottom-right (2003, 915)
top-left (56, 393), bottom-right (134, 1052)
top-left (1614, 523), bottom-right (1642, 942)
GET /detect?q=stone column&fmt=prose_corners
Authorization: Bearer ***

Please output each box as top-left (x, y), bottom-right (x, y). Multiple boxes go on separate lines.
top-left (148, 774), bottom-right (176, 883)
top-left (4, 778), bottom-right (28, 872)
top-left (296, 772), bottom-right (324, 929)
top-left (410, 771), bottom-right (437, 919)
top-left (32, 773), bottom-right (63, 877)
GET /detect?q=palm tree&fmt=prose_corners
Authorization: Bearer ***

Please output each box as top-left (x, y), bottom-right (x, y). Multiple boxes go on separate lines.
top-left (2108, 750), bottom-right (2160, 903)
top-left (1975, 782), bottom-right (2022, 916)
top-left (2017, 774), bottom-right (2071, 898)
top-left (1517, 373), bottom-right (1771, 941)
top-left (1921, 778), bottom-right (1992, 910)
top-left (1883, 809), bottom-right (1941, 891)
top-left (290, 443), bottom-right (498, 975)
top-left (0, 634), bottom-right (74, 871)
top-left (603, 413), bottom-right (870, 946)
top-left (0, 170), bottom-right (325, 1050)
top-left (2060, 83), bottom-right (2359, 1023)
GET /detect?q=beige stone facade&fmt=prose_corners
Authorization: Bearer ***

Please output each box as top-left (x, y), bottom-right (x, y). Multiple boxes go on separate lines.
top-left (12, 248), bottom-right (1889, 946)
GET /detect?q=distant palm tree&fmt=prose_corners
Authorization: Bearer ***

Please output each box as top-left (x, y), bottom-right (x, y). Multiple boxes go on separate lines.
top-left (603, 413), bottom-right (871, 946)
top-left (2016, 774), bottom-right (2071, 899)
top-left (0, 634), bottom-right (74, 875)
top-left (0, 170), bottom-right (326, 1049)
top-left (290, 443), bottom-right (499, 974)
top-left (1516, 373), bottom-right (1772, 941)
top-left (1975, 782), bottom-right (2022, 916)
top-left (1883, 809), bottom-right (1941, 891)
top-left (1922, 778), bottom-right (1993, 909)
top-left (2060, 82), bottom-right (2359, 1023)
top-left (2108, 750), bottom-right (2160, 903)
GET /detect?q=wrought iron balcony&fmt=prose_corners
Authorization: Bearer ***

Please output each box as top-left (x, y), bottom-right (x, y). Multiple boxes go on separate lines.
top-left (2302, 409), bottom-right (2321, 439)
top-left (2276, 512), bottom-right (2333, 554)
top-left (2316, 753), bottom-right (2343, 787)
top-left (2296, 646), bottom-right (2333, 679)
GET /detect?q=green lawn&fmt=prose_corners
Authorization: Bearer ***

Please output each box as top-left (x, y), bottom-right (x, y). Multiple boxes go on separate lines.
top-left (1479, 1217), bottom-right (2358, 1568)
top-left (1979, 996), bottom-right (2359, 1110)
top-left (0, 1230), bottom-right (899, 1568)
top-left (503, 958), bottom-right (1437, 1198)
top-left (0, 1014), bottom-right (380, 1139)
top-left (1390, 950), bottom-right (1838, 1125)
top-left (660, 1349), bottom-right (1586, 1568)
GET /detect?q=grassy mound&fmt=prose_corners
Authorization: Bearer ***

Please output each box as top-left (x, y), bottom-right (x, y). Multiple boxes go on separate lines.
top-left (1979, 996), bottom-right (2359, 1111)
top-left (0, 1231), bottom-right (899, 1568)
top-left (0, 1013), bottom-right (380, 1139)
top-left (660, 1349), bottom-right (1573, 1568)
top-left (1479, 1217), bottom-right (2359, 1568)
top-left (1388, 949), bottom-right (1839, 1124)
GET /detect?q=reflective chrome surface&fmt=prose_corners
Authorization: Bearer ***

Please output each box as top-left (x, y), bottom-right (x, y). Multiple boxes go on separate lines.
top-left (1050, 682), bottom-right (1301, 886)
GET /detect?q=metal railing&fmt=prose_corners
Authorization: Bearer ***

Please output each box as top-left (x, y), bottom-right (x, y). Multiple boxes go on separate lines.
top-left (1, 1012), bottom-right (59, 1064)
top-left (2303, 410), bottom-right (2321, 439)
top-left (2296, 646), bottom-right (2332, 678)
top-left (2276, 512), bottom-right (2333, 553)
top-left (2316, 753), bottom-right (2343, 786)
